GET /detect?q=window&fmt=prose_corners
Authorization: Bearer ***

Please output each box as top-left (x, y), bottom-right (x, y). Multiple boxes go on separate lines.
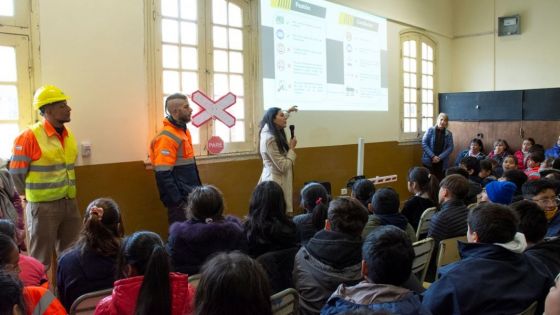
top-left (148, 0), bottom-right (256, 156)
top-left (400, 31), bottom-right (436, 140)
top-left (0, 0), bottom-right (33, 159)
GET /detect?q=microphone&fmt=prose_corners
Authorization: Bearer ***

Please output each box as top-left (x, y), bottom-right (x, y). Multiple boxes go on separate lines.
top-left (289, 125), bottom-right (295, 139)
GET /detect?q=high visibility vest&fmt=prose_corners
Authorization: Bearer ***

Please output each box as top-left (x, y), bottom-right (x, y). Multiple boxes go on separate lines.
top-left (23, 286), bottom-right (67, 315)
top-left (25, 122), bottom-right (78, 202)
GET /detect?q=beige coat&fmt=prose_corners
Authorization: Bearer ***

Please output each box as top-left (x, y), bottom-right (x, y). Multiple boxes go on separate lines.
top-left (259, 124), bottom-right (296, 212)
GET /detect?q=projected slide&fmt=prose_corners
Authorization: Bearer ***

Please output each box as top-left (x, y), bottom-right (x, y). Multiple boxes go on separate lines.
top-left (261, 0), bottom-right (388, 111)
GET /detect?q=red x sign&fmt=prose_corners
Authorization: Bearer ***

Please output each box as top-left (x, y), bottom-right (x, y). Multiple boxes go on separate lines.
top-left (190, 91), bottom-right (236, 127)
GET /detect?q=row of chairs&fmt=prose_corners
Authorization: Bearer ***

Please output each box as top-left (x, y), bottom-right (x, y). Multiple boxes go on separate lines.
top-left (411, 235), bottom-right (466, 284)
top-left (68, 274), bottom-right (298, 315)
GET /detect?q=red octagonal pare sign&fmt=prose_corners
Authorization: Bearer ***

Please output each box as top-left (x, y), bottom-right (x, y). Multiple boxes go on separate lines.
top-left (207, 136), bottom-right (224, 155)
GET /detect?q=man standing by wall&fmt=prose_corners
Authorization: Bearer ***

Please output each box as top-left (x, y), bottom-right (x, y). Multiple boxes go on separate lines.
top-left (9, 85), bottom-right (81, 270)
top-left (150, 93), bottom-right (201, 225)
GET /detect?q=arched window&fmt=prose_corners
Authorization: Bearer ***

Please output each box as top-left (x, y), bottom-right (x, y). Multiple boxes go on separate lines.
top-left (400, 31), bottom-right (437, 140)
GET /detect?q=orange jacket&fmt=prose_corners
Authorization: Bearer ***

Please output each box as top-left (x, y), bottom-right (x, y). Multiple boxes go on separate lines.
top-left (23, 286), bottom-right (67, 315)
top-left (149, 118), bottom-right (200, 207)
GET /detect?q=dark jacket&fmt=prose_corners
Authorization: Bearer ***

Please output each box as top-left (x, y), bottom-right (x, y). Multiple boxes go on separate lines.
top-left (362, 214), bottom-right (417, 242)
top-left (57, 247), bottom-right (117, 311)
top-left (401, 196), bottom-right (435, 231)
top-left (321, 281), bottom-right (432, 315)
top-left (244, 218), bottom-right (297, 258)
top-left (547, 213), bottom-right (560, 237)
top-left (293, 213), bottom-right (319, 246)
top-left (525, 236), bottom-right (560, 277)
top-left (421, 126), bottom-right (454, 170)
top-left (428, 199), bottom-right (468, 243)
top-left (257, 246), bottom-right (299, 294)
top-left (293, 230), bottom-right (363, 315)
top-left (422, 242), bottom-right (553, 315)
top-left (167, 216), bottom-right (247, 275)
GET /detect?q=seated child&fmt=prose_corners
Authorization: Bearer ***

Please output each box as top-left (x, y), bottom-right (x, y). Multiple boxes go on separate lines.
top-left (479, 159), bottom-right (497, 187)
top-left (167, 185), bottom-right (246, 275)
top-left (351, 179), bottom-right (375, 209)
top-left (523, 180), bottom-right (560, 237)
top-left (526, 150), bottom-right (545, 181)
top-left (0, 219), bottom-right (46, 287)
top-left (479, 180), bottom-right (517, 205)
top-left (321, 226), bottom-right (431, 315)
top-left (423, 203), bottom-right (552, 315)
top-left (0, 234), bottom-right (66, 314)
top-left (293, 182), bottom-right (330, 245)
top-left (293, 197), bottom-right (368, 315)
top-left (501, 169), bottom-right (528, 202)
top-left (95, 231), bottom-right (195, 315)
top-left (502, 155), bottom-right (518, 172)
top-left (401, 167), bottom-right (438, 231)
top-left (362, 188), bottom-right (416, 242)
top-left (511, 200), bottom-right (560, 277)
top-left (195, 252), bottom-right (272, 315)
top-left (428, 174), bottom-right (469, 243)
top-left (57, 198), bottom-right (124, 310)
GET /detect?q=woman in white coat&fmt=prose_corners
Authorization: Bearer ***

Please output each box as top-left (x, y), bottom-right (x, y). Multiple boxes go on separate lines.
top-left (259, 107), bottom-right (297, 212)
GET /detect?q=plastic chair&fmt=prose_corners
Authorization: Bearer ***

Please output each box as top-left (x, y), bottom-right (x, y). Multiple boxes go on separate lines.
top-left (411, 237), bottom-right (435, 283)
top-left (271, 288), bottom-right (298, 315)
top-left (516, 301), bottom-right (537, 315)
top-left (416, 207), bottom-right (437, 240)
top-left (188, 273), bottom-right (201, 289)
top-left (435, 235), bottom-right (467, 279)
top-left (69, 288), bottom-right (113, 315)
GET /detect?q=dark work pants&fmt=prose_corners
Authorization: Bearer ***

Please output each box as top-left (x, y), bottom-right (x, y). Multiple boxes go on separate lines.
top-left (167, 204), bottom-right (186, 226)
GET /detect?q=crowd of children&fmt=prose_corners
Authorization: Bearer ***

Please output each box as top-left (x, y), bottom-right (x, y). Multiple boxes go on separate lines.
top-left (2, 137), bottom-right (560, 314)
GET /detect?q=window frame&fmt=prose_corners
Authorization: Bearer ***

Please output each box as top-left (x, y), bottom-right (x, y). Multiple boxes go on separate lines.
top-left (0, 0), bottom-right (35, 159)
top-left (146, 0), bottom-right (259, 159)
top-left (0, 0), bottom-right (30, 29)
top-left (399, 30), bottom-right (438, 142)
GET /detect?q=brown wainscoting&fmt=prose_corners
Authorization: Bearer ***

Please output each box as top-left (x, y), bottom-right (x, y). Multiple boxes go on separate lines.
top-left (75, 141), bottom-right (423, 240)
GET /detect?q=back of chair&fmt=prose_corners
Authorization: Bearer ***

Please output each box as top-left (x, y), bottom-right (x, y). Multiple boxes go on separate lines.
top-left (271, 288), bottom-right (298, 315)
top-left (516, 301), bottom-right (538, 315)
top-left (436, 235), bottom-right (467, 279)
top-left (416, 207), bottom-right (437, 240)
top-left (411, 237), bottom-right (435, 283)
top-left (69, 288), bottom-right (113, 315)
top-left (188, 273), bottom-right (201, 289)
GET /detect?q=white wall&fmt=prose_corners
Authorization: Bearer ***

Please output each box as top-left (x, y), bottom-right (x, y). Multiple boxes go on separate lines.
top-left (36, 0), bottom-right (453, 165)
top-left (38, 0), bottom-right (148, 165)
top-left (450, 0), bottom-right (560, 92)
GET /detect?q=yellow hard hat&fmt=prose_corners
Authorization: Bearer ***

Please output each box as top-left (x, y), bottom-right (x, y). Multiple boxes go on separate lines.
top-left (33, 85), bottom-right (70, 110)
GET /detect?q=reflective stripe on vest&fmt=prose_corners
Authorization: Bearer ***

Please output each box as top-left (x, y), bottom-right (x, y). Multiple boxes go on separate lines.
top-left (32, 290), bottom-right (55, 315)
top-left (154, 129), bottom-right (195, 171)
top-left (25, 122), bottom-right (78, 202)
